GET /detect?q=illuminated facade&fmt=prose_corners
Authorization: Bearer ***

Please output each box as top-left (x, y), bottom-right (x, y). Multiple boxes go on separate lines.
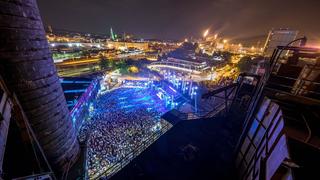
top-left (148, 57), bottom-right (209, 74)
top-left (107, 41), bottom-right (149, 51)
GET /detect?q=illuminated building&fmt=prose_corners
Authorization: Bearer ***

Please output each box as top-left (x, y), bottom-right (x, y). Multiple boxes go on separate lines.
top-left (149, 57), bottom-right (209, 74)
top-left (107, 41), bottom-right (149, 51)
top-left (166, 57), bottom-right (207, 68)
top-left (110, 27), bottom-right (116, 41)
top-left (263, 29), bottom-right (298, 57)
top-left (46, 34), bottom-right (89, 43)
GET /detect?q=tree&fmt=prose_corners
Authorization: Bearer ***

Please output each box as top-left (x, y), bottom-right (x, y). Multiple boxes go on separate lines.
top-left (82, 50), bottom-right (91, 57)
top-left (116, 60), bottom-right (129, 74)
top-left (99, 55), bottom-right (109, 70)
top-left (237, 56), bottom-right (253, 72)
top-left (108, 58), bottom-right (115, 68)
top-left (90, 65), bottom-right (96, 72)
top-left (128, 66), bottom-right (139, 73)
top-left (221, 51), bottom-right (232, 62)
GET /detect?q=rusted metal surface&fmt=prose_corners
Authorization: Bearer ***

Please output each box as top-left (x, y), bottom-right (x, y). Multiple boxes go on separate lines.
top-left (0, 0), bottom-right (79, 175)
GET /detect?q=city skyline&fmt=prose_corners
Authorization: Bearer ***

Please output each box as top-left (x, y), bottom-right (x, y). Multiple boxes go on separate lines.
top-left (37, 0), bottom-right (320, 44)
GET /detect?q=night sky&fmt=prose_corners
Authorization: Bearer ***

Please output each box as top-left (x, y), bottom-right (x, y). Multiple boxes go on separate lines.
top-left (37, 0), bottom-right (320, 45)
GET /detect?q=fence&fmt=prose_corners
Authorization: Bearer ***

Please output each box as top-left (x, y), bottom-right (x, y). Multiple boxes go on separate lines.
top-left (175, 102), bottom-right (228, 121)
top-left (13, 172), bottom-right (54, 180)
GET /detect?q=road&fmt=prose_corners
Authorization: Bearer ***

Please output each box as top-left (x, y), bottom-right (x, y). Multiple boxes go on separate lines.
top-left (55, 53), bottom-right (152, 68)
top-left (55, 58), bottom-right (100, 67)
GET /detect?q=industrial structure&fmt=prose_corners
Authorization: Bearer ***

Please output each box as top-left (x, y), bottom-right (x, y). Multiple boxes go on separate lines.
top-left (263, 29), bottom-right (298, 57)
top-left (0, 77), bottom-right (12, 176)
top-left (0, 0), bottom-right (79, 178)
top-left (236, 45), bottom-right (320, 179)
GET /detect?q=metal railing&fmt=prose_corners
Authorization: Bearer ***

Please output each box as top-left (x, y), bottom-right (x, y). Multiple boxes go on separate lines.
top-left (268, 65), bottom-right (320, 99)
top-left (235, 44), bottom-right (320, 172)
top-left (175, 102), bottom-right (227, 121)
top-left (13, 172), bottom-right (54, 180)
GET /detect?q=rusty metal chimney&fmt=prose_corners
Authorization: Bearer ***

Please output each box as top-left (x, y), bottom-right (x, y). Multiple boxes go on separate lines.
top-left (0, 0), bottom-right (79, 175)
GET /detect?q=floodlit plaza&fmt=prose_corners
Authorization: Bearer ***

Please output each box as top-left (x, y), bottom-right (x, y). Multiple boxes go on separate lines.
top-left (79, 83), bottom-right (174, 178)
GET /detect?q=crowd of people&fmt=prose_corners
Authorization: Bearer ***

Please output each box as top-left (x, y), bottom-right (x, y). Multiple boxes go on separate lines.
top-left (79, 88), bottom-right (172, 178)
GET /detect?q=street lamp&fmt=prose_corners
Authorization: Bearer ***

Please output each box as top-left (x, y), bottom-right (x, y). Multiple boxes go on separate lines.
top-left (193, 91), bottom-right (198, 113)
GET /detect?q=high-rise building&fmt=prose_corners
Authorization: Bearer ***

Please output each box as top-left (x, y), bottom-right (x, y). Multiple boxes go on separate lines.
top-left (110, 27), bottom-right (116, 41)
top-left (263, 29), bottom-right (298, 57)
